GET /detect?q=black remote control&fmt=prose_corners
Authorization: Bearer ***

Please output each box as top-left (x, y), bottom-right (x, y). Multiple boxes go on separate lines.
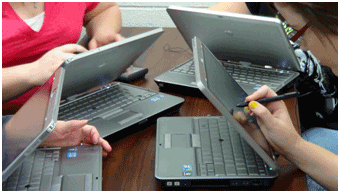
top-left (117, 66), bottom-right (149, 83)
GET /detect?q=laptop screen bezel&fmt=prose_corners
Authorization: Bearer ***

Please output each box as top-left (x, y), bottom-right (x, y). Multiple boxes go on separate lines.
top-left (192, 36), bottom-right (279, 172)
top-left (2, 67), bottom-right (64, 182)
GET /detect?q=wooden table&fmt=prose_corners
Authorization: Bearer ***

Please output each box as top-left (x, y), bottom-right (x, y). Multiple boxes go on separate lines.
top-left (101, 27), bottom-right (307, 191)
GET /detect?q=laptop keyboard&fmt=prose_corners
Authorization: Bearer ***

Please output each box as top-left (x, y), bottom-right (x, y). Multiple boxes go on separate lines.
top-left (194, 118), bottom-right (267, 176)
top-left (221, 61), bottom-right (292, 90)
top-left (58, 83), bottom-right (157, 121)
top-left (171, 58), bottom-right (293, 90)
top-left (171, 59), bottom-right (195, 75)
top-left (3, 150), bottom-right (61, 191)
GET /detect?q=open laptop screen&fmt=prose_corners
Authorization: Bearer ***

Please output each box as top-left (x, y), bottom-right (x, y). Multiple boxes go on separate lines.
top-left (194, 37), bottom-right (277, 170)
top-left (2, 74), bottom-right (54, 171)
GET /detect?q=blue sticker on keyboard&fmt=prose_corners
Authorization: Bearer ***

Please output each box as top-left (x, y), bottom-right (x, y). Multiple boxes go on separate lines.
top-left (182, 171), bottom-right (193, 177)
top-left (67, 152), bottom-right (77, 159)
top-left (67, 147), bottom-right (78, 159)
top-left (253, 86), bottom-right (261, 90)
top-left (182, 164), bottom-right (193, 172)
top-left (68, 147), bottom-right (78, 152)
top-left (150, 94), bottom-right (167, 102)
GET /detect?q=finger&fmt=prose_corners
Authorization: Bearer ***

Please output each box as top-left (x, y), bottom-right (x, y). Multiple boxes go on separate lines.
top-left (114, 34), bottom-right (125, 41)
top-left (60, 44), bottom-right (88, 53)
top-left (233, 111), bottom-right (247, 123)
top-left (98, 137), bottom-right (112, 154)
top-left (62, 53), bottom-right (76, 60)
top-left (56, 120), bottom-right (88, 134)
top-left (248, 101), bottom-right (276, 129)
top-left (245, 85), bottom-right (278, 102)
top-left (88, 39), bottom-right (99, 50)
top-left (100, 34), bottom-right (125, 44)
top-left (81, 125), bottom-right (100, 145)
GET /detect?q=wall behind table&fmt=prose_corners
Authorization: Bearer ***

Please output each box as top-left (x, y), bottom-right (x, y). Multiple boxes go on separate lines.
top-left (117, 2), bottom-right (218, 27)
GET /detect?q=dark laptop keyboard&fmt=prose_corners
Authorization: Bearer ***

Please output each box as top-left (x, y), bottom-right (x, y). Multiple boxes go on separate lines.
top-left (3, 150), bottom-right (61, 191)
top-left (171, 58), bottom-right (292, 90)
top-left (194, 118), bottom-right (267, 176)
top-left (221, 61), bottom-right (292, 90)
top-left (58, 83), bottom-right (157, 121)
top-left (171, 59), bottom-right (195, 75)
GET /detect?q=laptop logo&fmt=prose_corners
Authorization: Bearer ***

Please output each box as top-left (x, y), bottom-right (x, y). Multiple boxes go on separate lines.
top-left (225, 30), bottom-right (233, 37)
top-left (99, 62), bottom-right (108, 68)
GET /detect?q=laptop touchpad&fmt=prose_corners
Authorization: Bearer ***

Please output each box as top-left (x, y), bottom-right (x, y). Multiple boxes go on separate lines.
top-left (166, 134), bottom-right (190, 148)
top-left (103, 110), bottom-right (143, 125)
top-left (62, 174), bottom-right (92, 191)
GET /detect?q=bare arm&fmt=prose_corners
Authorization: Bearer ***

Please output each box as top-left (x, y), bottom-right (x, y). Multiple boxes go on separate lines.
top-left (2, 44), bottom-right (87, 103)
top-left (287, 138), bottom-right (338, 191)
top-left (2, 64), bottom-right (35, 103)
top-left (84, 2), bottom-right (123, 49)
top-left (246, 86), bottom-right (338, 190)
top-left (208, 2), bottom-right (251, 14)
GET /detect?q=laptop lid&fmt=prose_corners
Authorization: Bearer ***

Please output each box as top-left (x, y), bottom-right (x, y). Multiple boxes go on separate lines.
top-left (167, 6), bottom-right (301, 72)
top-left (192, 36), bottom-right (278, 171)
top-left (61, 28), bottom-right (164, 100)
top-left (2, 67), bottom-right (65, 181)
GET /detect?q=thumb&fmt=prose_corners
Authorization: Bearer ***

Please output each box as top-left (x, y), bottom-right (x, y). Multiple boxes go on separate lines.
top-left (114, 34), bottom-right (125, 41)
top-left (88, 38), bottom-right (99, 50)
top-left (248, 101), bottom-right (275, 129)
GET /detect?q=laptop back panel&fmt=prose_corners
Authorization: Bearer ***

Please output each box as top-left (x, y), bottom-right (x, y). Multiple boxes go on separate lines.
top-left (58, 28), bottom-right (185, 138)
top-left (62, 28), bottom-right (164, 100)
top-left (167, 6), bottom-right (301, 72)
top-left (2, 67), bottom-right (64, 182)
top-left (155, 6), bottom-right (300, 95)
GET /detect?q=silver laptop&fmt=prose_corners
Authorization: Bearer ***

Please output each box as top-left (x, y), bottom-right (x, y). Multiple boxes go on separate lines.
top-left (58, 28), bottom-right (184, 138)
top-left (155, 6), bottom-right (300, 95)
top-left (2, 67), bottom-right (103, 191)
top-left (154, 37), bottom-right (279, 188)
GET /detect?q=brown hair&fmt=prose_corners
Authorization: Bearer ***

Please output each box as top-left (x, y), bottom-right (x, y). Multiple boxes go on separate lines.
top-left (267, 2), bottom-right (337, 50)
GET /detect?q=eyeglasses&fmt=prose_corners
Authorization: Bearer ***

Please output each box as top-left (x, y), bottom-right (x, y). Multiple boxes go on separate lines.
top-left (290, 23), bottom-right (309, 42)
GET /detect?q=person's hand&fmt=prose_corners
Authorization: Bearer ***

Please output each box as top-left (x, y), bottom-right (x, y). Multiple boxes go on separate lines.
top-left (88, 33), bottom-right (125, 50)
top-left (232, 110), bottom-right (272, 156)
top-left (244, 85), bottom-right (302, 155)
top-left (31, 44), bottom-right (87, 86)
top-left (39, 120), bottom-right (112, 157)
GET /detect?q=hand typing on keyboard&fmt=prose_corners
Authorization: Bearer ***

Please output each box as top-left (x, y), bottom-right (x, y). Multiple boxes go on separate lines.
top-left (39, 120), bottom-right (112, 156)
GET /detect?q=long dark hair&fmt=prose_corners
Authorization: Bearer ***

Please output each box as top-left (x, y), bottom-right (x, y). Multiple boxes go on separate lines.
top-left (267, 2), bottom-right (338, 50)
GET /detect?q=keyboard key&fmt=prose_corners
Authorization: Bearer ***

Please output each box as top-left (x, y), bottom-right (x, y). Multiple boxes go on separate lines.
top-left (248, 167), bottom-right (259, 175)
top-left (40, 175), bottom-right (52, 191)
top-left (200, 164), bottom-right (207, 176)
top-left (214, 164), bottom-right (226, 176)
top-left (237, 168), bottom-right (248, 176)
top-left (207, 164), bottom-right (214, 172)
top-left (225, 166), bottom-right (237, 175)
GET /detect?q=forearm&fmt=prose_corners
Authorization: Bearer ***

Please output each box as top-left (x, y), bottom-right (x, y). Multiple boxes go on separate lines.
top-left (285, 138), bottom-right (338, 191)
top-left (2, 64), bottom-right (36, 102)
top-left (208, 2), bottom-right (251, 14)
top-left (85, 3), bottom-right (122, 38)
